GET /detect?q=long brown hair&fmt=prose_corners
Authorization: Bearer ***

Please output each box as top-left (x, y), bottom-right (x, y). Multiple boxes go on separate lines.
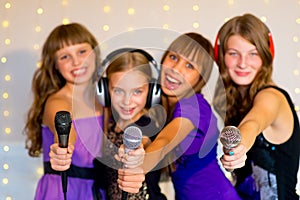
top-left (213, 13), bottom-right (274, 124)
top-left (24, 23), bottom-right (100, 157)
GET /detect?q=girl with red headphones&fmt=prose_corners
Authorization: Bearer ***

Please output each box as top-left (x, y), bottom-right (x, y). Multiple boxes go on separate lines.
top-left (214, 13), bottom-right (300, 200)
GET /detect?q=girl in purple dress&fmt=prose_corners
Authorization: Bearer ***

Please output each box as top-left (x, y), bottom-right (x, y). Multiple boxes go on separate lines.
top-left (119, 33), bottom-right (241, 200)
top-left (24, 23), bottom-right (106, 200)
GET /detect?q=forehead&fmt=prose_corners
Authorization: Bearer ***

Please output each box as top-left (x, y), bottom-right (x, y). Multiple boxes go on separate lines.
top-left (110, 70), bottom-right (148, 88)
top-left (227, 35), bottom-right (252, 46)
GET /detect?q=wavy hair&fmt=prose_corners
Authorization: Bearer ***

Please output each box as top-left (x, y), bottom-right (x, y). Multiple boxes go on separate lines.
top-left (213, 13), bottom-right (274, 124)
top-left (24, 23), bottom-right (100, 157)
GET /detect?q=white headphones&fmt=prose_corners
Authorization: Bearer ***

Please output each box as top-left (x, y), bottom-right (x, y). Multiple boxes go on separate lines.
top-left (95, 48), bottom-right (161, 108)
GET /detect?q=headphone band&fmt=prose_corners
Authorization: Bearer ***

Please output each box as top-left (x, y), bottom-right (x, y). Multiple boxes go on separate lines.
top-left (96, 47), bottom-right (161, 108)
top-left (100, 48), bottom-right (158, 75)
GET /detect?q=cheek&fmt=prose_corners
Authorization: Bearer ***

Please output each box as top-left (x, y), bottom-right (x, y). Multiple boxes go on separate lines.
top-left (224, 57), bottom-right (235, 70)
top-left (109, 91), bottom-right (119, 104)
top-left (227, 68), bottom-right (235, 79)
top-left (56, 62), bottom-right (64, 71)
top-left (251, 60), bottom-right (263, 70)
top-left (161, 60), bottom-right (173, 71)
top-left (136, 93), bottom-right (148, 106)
top-left (185, 72), bottom-right (200, 87)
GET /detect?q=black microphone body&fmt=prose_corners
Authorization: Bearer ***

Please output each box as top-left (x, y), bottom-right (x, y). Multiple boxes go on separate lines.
top-left (219, 126), bottom-right (241, 172)
top-left (121, 126), bottom-right (143, 200)
top-left (55, 111), bottom-right (72, 200)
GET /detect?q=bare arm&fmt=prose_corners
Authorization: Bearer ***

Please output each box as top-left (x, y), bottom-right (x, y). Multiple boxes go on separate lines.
top-left (238, 89), bottom-right (281, 150)
top-left (44, 96), bottom-right (77, 171)
top-left (143, 117), bottom-right (194, 172)
top-left (221, 88), bottom-right (290, 170)
top-left (43, 95), bottom-right (76, 144)
top-left (117, 117), bottom-right (194, 172)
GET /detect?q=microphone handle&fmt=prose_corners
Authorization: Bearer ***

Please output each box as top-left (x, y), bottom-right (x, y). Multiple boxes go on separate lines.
top-left (121, 191), bottom-right (128, 200)
top-left (61, 171), bottom-right (68, 198)
top-left (59, 136), bottom-right (69, 200)
top-left (121, 148), bottom-right (130, 200)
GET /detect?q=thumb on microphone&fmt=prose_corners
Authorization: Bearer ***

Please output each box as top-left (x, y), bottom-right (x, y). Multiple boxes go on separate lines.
top-left (115, 144), bottom-right (145, 169)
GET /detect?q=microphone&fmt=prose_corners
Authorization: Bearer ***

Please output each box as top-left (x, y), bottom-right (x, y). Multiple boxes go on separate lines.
top-left (55, 111), bottom-right (72, 200)
top-left (219, 126), bottom-right (241, 172)
top-left (121, 126), bottom-right (143, 200)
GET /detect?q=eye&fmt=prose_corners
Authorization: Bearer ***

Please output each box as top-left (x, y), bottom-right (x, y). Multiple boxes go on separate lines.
top-left (113, 88), bottom-right (123, 95)
top-left (186, 62), bottom-right (194, 69)
top-left (79, 49), bottom-right (87, 55)
top-left (226, 50), bottom-right (238, 57)
top-left (58, 54), bottom-right (69, 61)
top-left (249, 51), bottom-right (259, 57)
top-left (169, 54), bottom-right (178, 61)
top-left (133, 89), bottom-right (143, 95)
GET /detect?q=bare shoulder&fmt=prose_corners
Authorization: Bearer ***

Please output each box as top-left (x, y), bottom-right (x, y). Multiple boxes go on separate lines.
top-left (254, 86), bottom-right (285, 106)
top-left (256, 86), bottom-right (294, 143)
top-left (43, 92), bottom-right (72, 127)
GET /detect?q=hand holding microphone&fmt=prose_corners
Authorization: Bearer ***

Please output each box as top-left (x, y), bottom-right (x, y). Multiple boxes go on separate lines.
top-left (219, 126), bottom-right (241, 172)
top-left (55, 111), bottom-right (72, 200)
top-left (121, 126), bottom-right (143, 200)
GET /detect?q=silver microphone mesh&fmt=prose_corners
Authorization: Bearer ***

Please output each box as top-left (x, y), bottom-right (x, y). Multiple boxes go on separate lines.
top-left (219, 126), bottom-right (241, 149)
top-left (123, 126), bottom-right (142, 153)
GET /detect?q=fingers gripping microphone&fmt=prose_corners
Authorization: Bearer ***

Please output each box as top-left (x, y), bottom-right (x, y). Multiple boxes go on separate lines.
top-left (121, 126), bottom-right (142, 200)
top-left (219, 126), bottom-right (241, 172)
top-left (55, 111), bottom-right (72, 200)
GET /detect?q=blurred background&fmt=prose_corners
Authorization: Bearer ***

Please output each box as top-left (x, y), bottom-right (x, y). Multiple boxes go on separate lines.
top-left (0, 0), bottom-right (300, 199)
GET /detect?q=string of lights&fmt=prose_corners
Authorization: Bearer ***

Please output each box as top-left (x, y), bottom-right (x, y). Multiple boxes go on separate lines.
top-left (0, 1), bottom-right (299, 199)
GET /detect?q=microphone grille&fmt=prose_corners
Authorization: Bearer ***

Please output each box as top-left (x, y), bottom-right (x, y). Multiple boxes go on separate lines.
top-left (54, 111), bottom-right (72, 135)
top-left (219, 126), bottom-right (241, 149)
top-left (123, 126), bottom-right (142, 150)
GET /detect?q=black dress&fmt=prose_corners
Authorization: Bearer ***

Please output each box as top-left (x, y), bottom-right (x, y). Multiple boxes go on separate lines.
top-left (235, 86), bottom-right (300, 200)
top-left (103, 115), bottom-right (167, 200)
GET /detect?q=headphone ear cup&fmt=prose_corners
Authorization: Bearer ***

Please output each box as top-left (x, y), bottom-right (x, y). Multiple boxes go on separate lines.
top-left (268, 32), bottom-right (275, 59)
top-left (96, 77), bottom-right (110, 107)
top-left (146, 79), bottom-right (161, 108)
top-left (213, 33), bottom-right (220, 62)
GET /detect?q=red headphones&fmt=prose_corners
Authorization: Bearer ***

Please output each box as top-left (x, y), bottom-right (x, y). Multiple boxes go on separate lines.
top-left (214, 31), bottom-right (275, 62)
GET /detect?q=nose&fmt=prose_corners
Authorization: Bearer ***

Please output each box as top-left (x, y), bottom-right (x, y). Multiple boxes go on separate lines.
top-left (122, 93), bottom-right (132, 105)
top-left (237, 55), bottom-right (248, 69)
top-left (171, 59), bottom-right (185, 73)
top-left (71, 55), bottom-right (81, 66)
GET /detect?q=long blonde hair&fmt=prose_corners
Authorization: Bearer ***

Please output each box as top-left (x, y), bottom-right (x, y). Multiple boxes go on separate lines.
top-left (102, 51), bottom-right (152, 133)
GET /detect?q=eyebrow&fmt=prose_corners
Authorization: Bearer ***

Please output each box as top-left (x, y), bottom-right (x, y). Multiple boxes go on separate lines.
top-left (226, 47), bottom-right (257, 52)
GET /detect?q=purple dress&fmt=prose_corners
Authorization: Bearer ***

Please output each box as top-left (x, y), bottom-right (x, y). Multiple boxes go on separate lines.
top-left (34, 116), bottom-right (106, 200)
top-left (171, 94), bottom-right (240, 200)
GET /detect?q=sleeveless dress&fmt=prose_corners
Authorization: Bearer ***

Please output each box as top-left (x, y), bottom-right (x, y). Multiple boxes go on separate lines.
top-left (235, 86), bottom-right (300, 200)
top-left (171, 93), bottom-right (241, 200)
top-left (34, 116), bottom-right (106, 200)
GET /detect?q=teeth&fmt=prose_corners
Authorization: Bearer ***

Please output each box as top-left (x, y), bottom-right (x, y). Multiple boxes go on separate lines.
top-left (73, 68), bottom-right (85, 75)
top-left (166, 75), bottom-right (179, 84)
